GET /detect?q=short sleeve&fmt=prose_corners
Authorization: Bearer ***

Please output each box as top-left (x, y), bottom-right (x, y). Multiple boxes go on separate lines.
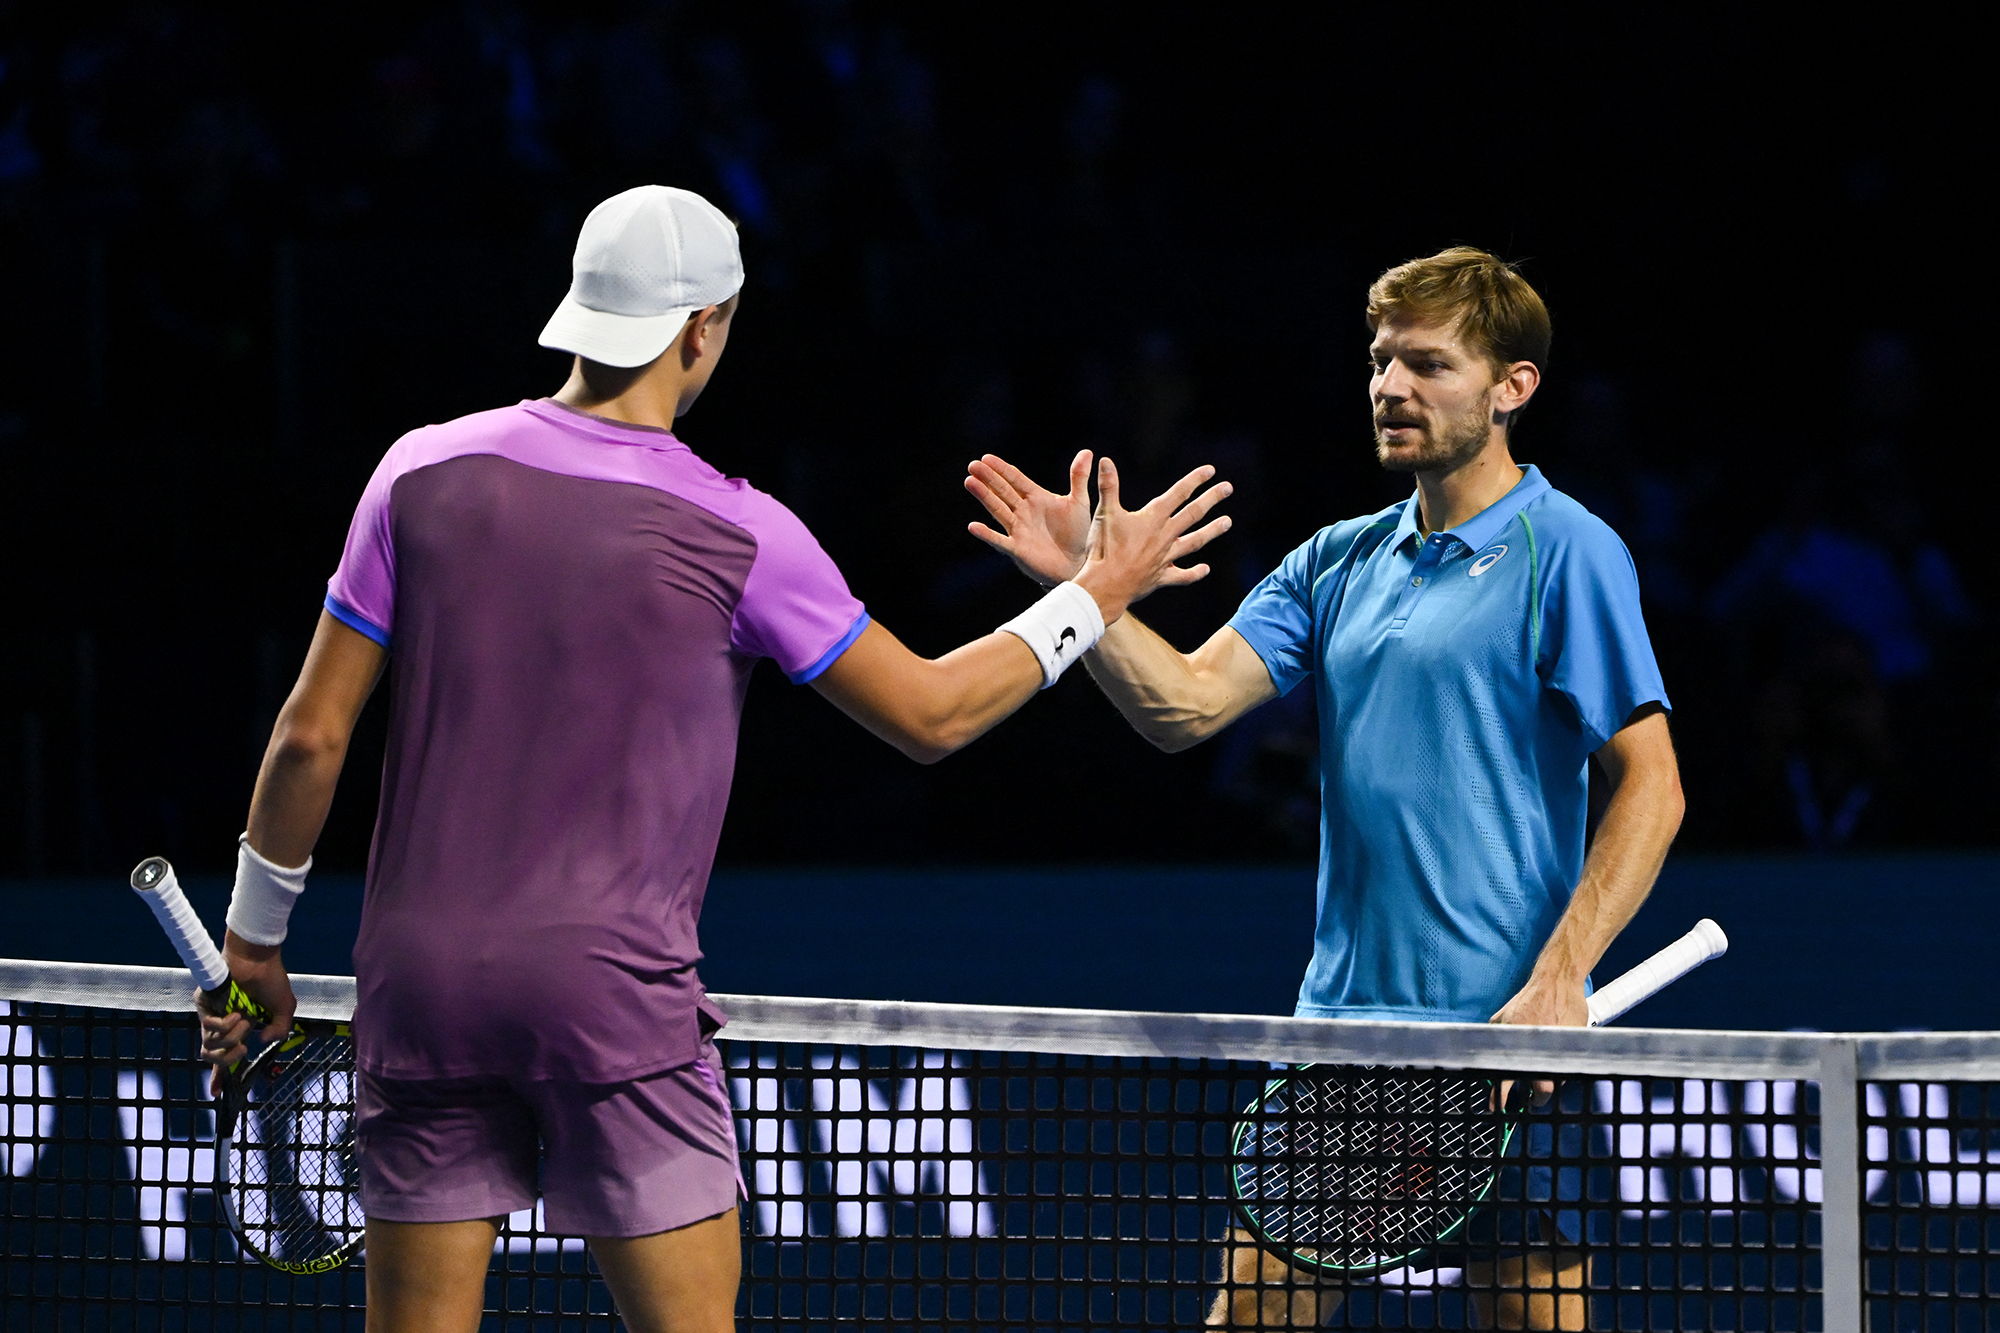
top-left (1226, 529), bottom-right (1334, 697)
top-left (1540, 519), bottom-right (1670, 750)
top-left (731, 497), bottom-right (869, 683)
top-left (323, 442), bottom-right (403, 647)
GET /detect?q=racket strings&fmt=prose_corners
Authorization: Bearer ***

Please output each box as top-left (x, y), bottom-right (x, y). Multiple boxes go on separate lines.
top-left (1235, 1069), bottom-right (1506, 1270)
top-left (227, 1033), bottom-right (365, 1264)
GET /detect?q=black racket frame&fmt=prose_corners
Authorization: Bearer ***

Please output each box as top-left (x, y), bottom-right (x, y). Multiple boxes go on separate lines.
top-left (215, 1018), bottom-right (365, 1276)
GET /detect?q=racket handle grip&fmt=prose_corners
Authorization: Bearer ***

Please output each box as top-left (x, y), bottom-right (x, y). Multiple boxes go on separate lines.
top-left (130, 856), bottom-right (231, 997)
top-left (1587, 918), bottom-right (1728, 1026)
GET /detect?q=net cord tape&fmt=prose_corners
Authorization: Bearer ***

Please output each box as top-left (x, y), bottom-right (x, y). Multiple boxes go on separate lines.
top-left (2, 956), bottom-right (1991, 1081)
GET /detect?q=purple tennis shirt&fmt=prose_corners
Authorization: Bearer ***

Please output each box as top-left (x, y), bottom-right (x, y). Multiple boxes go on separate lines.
top-left (325, 398), bottom-right (868, 1082)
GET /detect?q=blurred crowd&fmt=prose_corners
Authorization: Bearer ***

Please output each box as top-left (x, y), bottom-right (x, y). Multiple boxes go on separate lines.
top-left (1, 3), bottom-right (1990, 871)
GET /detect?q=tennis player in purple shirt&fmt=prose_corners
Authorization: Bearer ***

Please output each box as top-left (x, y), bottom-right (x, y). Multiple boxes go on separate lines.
top-left (196, 185), bottom-right (1232, 1332)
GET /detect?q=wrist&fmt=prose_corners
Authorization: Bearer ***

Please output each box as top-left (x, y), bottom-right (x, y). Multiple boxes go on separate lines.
top-left (1071, 564), bottom-right (1127, 626)
top-left (997, 581), bottom-right (1107, 688)
top-left (223, 930), bottom-right (282, 965)
top-left (225, 833), bottom-right (310, 946)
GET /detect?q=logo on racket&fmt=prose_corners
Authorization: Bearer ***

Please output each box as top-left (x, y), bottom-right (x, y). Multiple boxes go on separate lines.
top-left (1468, 545), bottom-right (1508, 577)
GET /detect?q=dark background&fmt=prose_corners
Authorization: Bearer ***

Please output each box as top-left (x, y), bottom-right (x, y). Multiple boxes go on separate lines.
top-left (1, 4), bottom-right (1993, 881)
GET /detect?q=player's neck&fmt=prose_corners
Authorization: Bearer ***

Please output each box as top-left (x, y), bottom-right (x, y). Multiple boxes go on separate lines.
top-left (553, 356), bottom-right (691, 433)
top-left (1413, 437), bottom-right (1522, 537)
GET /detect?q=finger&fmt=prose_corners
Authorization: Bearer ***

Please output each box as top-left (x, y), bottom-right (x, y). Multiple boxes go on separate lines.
top-left (1151, 463), bottom-right (1219, 515)
top-left (1175, 479), bottom-right (1234, 524)
top-left (201, 1030), bottom-right (248, 1066)
top-left (966, 520), bottom-right (1017, 553)
top-left (1170, 515), bottom-right (1234, 559)
top-left (1096, 457), bottom-right (1122, 514)
top-left (1066, 450), bottom-right (1093, 502)
top-left (209, 1066), bottom-right (225, 1098)
top-left (1531, 1078), bottom-right (1555, 1108)
top-left (1157, 484), bottom-right (1235, 540)
top-left (967, 461), bottom-right (1023, 511)
top-left (964, 475), bottom-right (1019, 526)
top-left (979, 454), bottom-right (1041, 500)
top-left (1154, 561), bottom-right (1212, 588)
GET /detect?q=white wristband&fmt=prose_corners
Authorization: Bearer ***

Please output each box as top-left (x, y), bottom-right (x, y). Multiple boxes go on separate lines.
top-left (225, 833), bottom-right (310, 947)
top-left (998, 580), bottom-right (1106, 688)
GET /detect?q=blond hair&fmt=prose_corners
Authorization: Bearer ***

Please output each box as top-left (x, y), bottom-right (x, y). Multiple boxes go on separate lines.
top-left (1366, 247), bottom-right (1551, 377)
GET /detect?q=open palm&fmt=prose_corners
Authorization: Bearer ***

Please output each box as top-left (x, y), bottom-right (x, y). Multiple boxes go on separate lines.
top-left (964, 450), bottom-right (1095, 586)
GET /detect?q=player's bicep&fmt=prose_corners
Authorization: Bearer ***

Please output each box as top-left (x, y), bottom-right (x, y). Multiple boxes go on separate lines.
top-left (808, 620), bottom-right (921, 730)
top-left (282, 612), bottom-right (388, 743)
top-left (1591, 704), bottom-right (1678, 793)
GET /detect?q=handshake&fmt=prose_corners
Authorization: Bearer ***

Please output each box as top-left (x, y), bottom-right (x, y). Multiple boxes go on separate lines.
top-left (961, 449), bottom-right (1234, 628)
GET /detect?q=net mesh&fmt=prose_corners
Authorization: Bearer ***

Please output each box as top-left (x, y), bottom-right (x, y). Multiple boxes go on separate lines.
top-left (1863, 1079), bottom-right (2000, 1328)
top-left (3, 965), bottom-right (1953, 1330)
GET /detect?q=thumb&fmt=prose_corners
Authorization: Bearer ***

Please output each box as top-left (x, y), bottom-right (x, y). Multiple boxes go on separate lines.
top-left (1097, 456), bottom-right (1122, 514)
top-left (1068, 450), bottom-right (1093, 503)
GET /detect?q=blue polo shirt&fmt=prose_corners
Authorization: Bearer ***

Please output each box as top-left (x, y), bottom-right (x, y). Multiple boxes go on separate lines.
top-left (1228, 465), bottom-right (1668, 1023)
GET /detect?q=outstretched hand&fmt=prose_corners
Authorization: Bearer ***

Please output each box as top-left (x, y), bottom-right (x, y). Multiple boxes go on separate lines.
top-left (1072, 457), bottom-right (1232, 625)
top-left (965, 450), bottom-right (1094, 587)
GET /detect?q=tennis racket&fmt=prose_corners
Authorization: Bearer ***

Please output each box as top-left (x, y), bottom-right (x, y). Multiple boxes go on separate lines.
top-left (1229, 918), bottom-right (1729, 1277)
top-left (130, 856), bottom-right (365, 1275)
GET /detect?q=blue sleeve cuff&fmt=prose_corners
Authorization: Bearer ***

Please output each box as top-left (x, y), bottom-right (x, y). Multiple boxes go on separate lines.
top-left (1224, 616), bottom-right (1301, 697)
top-left (324, 593), bottom-right (391, 648)
top-left (788, 611), bottom-right (871, 684)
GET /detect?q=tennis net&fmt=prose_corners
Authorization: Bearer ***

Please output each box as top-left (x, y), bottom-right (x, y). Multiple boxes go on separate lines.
top-left (2, 958), bottom-right (1990, 1331)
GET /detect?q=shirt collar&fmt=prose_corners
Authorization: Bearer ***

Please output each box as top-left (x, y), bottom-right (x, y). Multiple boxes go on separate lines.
top-left (525, 397), bottom-right (687, 447)
top-left (1391, 464), bottom-right (1551, 554)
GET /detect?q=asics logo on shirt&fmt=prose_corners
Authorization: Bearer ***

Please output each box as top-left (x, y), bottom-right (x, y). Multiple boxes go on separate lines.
top-left (1468, 545), bottom-right (1509, 577)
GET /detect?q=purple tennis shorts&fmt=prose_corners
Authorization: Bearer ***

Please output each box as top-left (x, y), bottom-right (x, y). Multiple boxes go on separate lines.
top-left (355, 1040), bottom-right (744, 1237)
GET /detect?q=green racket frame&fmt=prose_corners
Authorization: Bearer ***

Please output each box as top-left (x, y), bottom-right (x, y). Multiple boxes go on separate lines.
top-left (1227, 1064), bottom-right (1521, 1278)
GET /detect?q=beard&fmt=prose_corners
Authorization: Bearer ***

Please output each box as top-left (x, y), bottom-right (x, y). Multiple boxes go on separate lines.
top-left (1373, 398), bottom-right (1493, 474)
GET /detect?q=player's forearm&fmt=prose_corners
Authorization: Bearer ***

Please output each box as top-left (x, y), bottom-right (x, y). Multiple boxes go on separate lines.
top-left (815, 620), bottom-right (1045, 764)
top-left (893, 632), bottom-right (1047, 762)
top-left (1082, 616), bottom-right (1235, 751)
top-left (1530, 761), bottom-right (1685, 987)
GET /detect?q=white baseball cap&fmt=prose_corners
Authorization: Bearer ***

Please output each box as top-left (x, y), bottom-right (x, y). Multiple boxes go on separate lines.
top-left (538, 185), bottom-right (745, 369)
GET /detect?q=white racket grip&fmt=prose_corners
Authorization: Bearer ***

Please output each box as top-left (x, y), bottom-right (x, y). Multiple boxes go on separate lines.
top-left (130, 857), bottom-right (230, 995)
top-left (1586, 918), bottom-right (1728, 1026)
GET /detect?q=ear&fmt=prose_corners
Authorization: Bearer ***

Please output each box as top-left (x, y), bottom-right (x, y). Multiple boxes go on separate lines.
top-left (691, 304), bottom-right (723, 351)
top-left (678, 305), bottom-right (721, 367)
top-left (1492, 360), bottom-right (1540, 419)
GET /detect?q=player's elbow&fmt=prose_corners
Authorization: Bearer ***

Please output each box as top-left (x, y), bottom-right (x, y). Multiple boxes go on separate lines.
top-left (1129, 704), bottom-right (1229, 753)
top-left (895, 731), bottom-right (956, 765)
top-left (909, 712), bottom-right (989, 764)
top-left (268, 715), bottom-right (349, 769)
top-left (1143, 721), bottom-right (1209, 754)
top-left (882, 704), bottom-right (981, 765)
top-left (1661, 769), bottom-right (1687, 832)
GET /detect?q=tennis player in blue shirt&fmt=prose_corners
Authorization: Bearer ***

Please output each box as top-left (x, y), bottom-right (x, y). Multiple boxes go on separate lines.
top-left (965, 247), bottom-right (1682, 1328)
